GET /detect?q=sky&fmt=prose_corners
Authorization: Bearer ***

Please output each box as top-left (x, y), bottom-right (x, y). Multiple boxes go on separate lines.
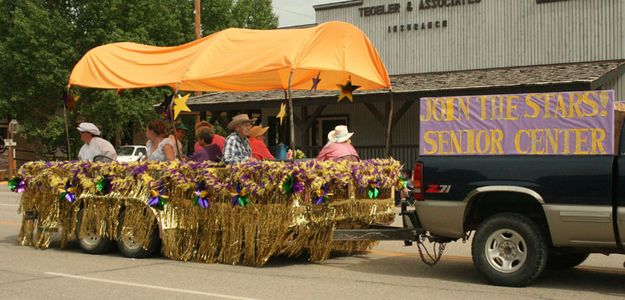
top-left (272, 0), bottom-right (339, 27)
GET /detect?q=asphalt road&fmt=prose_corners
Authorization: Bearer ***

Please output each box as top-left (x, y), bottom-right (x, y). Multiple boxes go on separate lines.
top-left (1, 184), bottom-right (624, 300)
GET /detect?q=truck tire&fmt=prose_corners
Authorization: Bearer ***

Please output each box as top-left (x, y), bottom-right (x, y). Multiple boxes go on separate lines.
top-left (117, 210), bottom-right (161, 258)
top-left (76, 209), bottom-right (114, 254)
top-left (471, 213), bottom-right (548, 287)
top-left (547, 252), bottom-right (589, 270)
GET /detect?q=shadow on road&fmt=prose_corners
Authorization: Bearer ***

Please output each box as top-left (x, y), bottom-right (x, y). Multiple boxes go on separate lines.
top-left (335, 254), bottom-right (625, 294)
top-left (0, 234), bottom-right (18, 246)
top-left (535, 268), bottom-right (625, 295)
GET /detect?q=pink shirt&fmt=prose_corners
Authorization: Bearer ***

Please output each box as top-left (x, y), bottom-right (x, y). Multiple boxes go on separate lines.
top-left (195, 134), bottom-right (226, 153)
top-left (316, 142), bottom-right (360, 161)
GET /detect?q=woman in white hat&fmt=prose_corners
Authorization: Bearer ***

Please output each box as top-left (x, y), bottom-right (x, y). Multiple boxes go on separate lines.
top-left (77, 122), bottom-right (117, 161)
top-left (316, 125), bottom-right (360, 161)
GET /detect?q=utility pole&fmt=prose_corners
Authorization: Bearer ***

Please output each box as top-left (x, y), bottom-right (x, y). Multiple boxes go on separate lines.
top-left (195, 0), bottom-right (201, 40)
top-left (194, 0), bottom-right (202, 97)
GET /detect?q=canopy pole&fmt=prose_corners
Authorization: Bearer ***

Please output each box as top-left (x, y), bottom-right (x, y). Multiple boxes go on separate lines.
top-left (287, 70), bottom-right (295, 150)
top-left (63, 105), bottom-right (71, 160)
top-left (384, 89), bottom-right (394, 157)
top-left (170, 87), bottom-right (183, 160)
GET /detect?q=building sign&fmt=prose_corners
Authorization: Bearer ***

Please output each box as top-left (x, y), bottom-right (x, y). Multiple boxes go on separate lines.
top-left (419, 0), bottom-right (482, 10)
top-left (388, 20), bottom-right (446, 33)
top-left (358, 1), bottom-right (482, 34)
top-left (536, 0), bottom-right (570, 3)
top-left (359, 3), bottom-right (400, 17)
top-left (359, 0), bottom-right (481, 16)
top-left (419, 90), bottom-right (615, 156)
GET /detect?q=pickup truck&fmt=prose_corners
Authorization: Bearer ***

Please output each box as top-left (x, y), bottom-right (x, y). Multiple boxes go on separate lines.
top-left (411, 91), bottom-right (625, 286)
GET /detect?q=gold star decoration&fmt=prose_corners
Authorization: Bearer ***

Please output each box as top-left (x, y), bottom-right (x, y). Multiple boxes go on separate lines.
top-left (173, 93), bottom-right (191, 120)
top-left (337, 80), bottom-right (360, 102)
top-left (276, 102), bottom-right (287, 125)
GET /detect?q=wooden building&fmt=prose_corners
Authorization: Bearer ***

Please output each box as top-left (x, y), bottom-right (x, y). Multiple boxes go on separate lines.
top-left (187, 0), bottom-right (625, 168)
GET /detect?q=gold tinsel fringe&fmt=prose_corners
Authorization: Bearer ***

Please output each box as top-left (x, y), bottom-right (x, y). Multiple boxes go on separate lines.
top-left (16, 159), bottom-right (402, 267)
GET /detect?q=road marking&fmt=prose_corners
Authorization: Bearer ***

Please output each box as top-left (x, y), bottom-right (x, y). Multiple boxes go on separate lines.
top-left (0, 220), bottom-right (21, 227)
top-left (44, 272), bottom-right (258, 300)
top-left (0, 203), bottom-right (19, 207)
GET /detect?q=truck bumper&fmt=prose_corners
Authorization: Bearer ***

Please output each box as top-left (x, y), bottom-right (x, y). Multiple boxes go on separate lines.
top-left (415, 200), bottom-right (467, 239)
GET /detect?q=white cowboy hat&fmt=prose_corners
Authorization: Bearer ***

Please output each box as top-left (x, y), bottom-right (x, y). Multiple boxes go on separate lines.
top-left (327, 125), bottom-right (354, 143)
top-left (76, 122), bottom-right (101, 136)
top-left (227, 114), bottom-right (257, 130)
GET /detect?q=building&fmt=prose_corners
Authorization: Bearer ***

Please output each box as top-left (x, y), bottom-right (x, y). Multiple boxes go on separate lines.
top-left (187, 0), bottom-right (625, 168)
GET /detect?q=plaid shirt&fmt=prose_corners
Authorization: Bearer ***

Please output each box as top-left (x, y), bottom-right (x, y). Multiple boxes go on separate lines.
top-left (223, 132), bottom-right (252, 163)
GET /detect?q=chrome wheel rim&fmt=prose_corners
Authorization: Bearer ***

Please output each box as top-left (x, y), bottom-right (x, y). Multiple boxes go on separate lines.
top-left (484, 228), bottom-right (527, 273)
top-left (80, 231), bottom-right (101, 248)
top-left (121, 232), bottom-right (142, 250)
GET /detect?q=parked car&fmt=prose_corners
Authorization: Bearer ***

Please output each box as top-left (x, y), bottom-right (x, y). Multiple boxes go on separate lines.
top-left (116, 145), bottom-right (147, 162)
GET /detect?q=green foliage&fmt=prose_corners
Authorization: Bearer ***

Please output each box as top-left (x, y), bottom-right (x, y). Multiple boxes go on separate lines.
top-left (0, 0), bottom-right (277, 159)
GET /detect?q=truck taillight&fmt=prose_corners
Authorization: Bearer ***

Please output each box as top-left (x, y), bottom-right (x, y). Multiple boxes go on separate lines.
top-left (413, 162), bottom-right (424, 201)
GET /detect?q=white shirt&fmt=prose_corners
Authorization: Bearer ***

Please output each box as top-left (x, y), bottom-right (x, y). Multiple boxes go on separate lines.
top-left (78, 137), bottom-right (117, 161)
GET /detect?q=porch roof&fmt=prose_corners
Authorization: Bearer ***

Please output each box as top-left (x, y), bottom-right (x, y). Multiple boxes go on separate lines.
top-left (186, 60), bottom-right (625, 110)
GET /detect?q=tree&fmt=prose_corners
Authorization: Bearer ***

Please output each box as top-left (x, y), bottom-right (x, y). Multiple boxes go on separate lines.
top-left (0, 0), bottom-right (277, 159)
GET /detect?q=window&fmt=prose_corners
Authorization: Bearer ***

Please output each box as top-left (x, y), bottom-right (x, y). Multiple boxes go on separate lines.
top-left (312, 115), bottom-right (349, 146)
top-left (135, 148), bottom-right (147, 156)
top-left (267, 116), bottom-right (290, 147)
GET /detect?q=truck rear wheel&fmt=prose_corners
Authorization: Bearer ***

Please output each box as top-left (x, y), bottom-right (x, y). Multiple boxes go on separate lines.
top-left (471, 213), bottom-right (548, 287)
top-left (117, 210), bottom-right (161, 258)
top-left (76, 209), bottom-right (114, 254)
top-left (547, 252), bottom-right (589, 269)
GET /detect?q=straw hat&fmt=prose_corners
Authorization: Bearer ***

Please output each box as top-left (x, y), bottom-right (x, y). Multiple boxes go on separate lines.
top-left (227, 114), bottom-right (256, 130)
top-left (77, 122), bottom-right (101, 136)
top-left (249, 125), bottom-right (269, 138)
top-left (327, 125), bottom-right (353, 143)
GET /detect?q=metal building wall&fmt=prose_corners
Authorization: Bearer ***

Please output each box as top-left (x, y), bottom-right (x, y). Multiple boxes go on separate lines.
top-left (316, 0), bottom-right (625, 75)
top-left (600, 75), bottom-right (625, 102)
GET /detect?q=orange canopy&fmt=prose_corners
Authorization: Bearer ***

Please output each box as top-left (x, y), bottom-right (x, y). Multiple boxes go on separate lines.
top-left (69, 21), bottom-right (391, 92)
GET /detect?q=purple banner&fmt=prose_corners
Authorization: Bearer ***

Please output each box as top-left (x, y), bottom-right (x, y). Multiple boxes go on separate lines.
top-left (419, 90), bottom-right (614, 156)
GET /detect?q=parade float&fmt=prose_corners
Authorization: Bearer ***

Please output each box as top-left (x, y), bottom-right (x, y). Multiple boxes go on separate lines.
top-left (13, 22), bottom-right (405, 266)
top-left (14, 159), bottom-right (402, 266)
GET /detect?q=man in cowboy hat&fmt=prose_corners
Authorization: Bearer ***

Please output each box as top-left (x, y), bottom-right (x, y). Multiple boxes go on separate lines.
top-left (222, 114), bottom-right (257, 163)
top-left (316, 125), bottom-right (360, 161)
top-left (77, 122), bottom-right (117, 161)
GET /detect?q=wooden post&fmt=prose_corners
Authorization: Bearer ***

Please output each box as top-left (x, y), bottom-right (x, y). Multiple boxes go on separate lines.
top-left (194, 0), bottom-right (202, 97)
top-left (63, 105), bottom-right (71, 160)
top-left (170, 89), bottom-right (182, 160)
top-left (7, 130), bottom-right (14, 178)
top-left (194, 0), bottom-right (201, 40)
top-left (287, 71), bottom-right (295, 150)
top-left (384, 90), bottom-right (394, 157)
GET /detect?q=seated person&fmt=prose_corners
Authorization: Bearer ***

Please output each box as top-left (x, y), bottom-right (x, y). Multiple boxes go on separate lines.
top-left (223, 114), bottom-right (256, 163)
top-left (77, 122), bottom-right (117, 161)
top-left (145, 120), bottom-right (176, 161)
top-left (194, 121), bottom-right (226, 153)
top-left (316, 125), bottom-right (360, 161)
top-left (189, 127), bottom-right (222, 162)
top-left (249, 125), bottom-right (274, 160)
